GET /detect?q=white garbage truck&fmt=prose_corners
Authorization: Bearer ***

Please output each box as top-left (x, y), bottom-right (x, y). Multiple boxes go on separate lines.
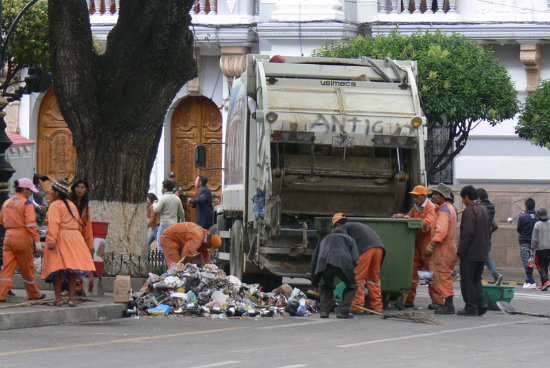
top-left (196, 55), bottom-right (427, 291)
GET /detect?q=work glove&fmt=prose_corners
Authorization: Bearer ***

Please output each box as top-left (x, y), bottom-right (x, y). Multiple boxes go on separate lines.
top-left (424, 243), bottom-right (435, 258)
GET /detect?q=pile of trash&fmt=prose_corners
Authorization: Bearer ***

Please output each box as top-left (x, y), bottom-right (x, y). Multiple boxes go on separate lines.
top-left (129, 263), bottom-right (317, 318)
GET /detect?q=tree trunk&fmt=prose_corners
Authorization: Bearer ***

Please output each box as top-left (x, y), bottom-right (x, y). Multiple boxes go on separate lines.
top-left (48, 0), bottom-right (197, 265)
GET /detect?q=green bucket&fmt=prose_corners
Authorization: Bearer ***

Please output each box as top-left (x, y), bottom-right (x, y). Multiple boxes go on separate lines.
top-left (482, 285), bottom-right (515, 310)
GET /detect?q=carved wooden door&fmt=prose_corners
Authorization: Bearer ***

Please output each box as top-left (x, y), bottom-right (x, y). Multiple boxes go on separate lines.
top-left (37, 88), bottom-right (77, 200)
top-left (171, 96), bottom-right (222, 224)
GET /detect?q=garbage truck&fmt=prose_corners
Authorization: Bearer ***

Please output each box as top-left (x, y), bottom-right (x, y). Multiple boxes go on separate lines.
top-left (195, 55), bottom-right (427, 294)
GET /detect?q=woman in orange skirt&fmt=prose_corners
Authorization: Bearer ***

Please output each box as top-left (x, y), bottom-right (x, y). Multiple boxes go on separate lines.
top-left (42, 178), bottom-right (95, 307)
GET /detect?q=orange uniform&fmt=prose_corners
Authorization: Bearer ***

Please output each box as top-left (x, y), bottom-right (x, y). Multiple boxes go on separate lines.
top-left (41, 200), bottom-right (96, 280)
top-left (430, 201), bottom-right (458, 305)
top-left (0, 193), bottom-right (42, 300)
top-left (405, 199), bottom-right (437, 306)
top-left (160, 222), bottom-right (210, 267)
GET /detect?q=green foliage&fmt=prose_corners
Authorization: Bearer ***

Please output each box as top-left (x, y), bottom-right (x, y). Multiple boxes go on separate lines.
top-left (516, 80), bottom-right (550, 149)
top-left (1, 0), bottom-right (49, 91)
top-left (313, 31), bottom-right (519, 180)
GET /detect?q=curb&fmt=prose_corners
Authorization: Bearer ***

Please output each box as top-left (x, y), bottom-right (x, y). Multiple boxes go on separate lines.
top-left (0, 293), bottom-right (127, 330)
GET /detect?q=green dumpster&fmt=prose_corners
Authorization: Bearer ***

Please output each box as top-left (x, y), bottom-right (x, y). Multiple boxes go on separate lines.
top-left (314, 216), bottom-right (423, 298)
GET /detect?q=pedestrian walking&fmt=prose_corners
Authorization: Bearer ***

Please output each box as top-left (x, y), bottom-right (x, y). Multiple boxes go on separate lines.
top-left (153, 179), bottom-right (185, 255)
top-left (456, 185), bottom-right (491, 316)
top-left (332, 213), bottom-right (385, 313)
top-left (69, 179), bottom-right (95, 296)
top-left (395, 185), bottom-right (437, 309)
top-left (531, 208), bottom-right (550, 291)
top-left (147, 193), bottom-right (160, 249)
top-left (188, 174), bottom-right (214, 230)
top-left (425, 183), bottom-right (458, 314)
top-left (0, 178), bottom-right (46, 302)
top-left (310, 228), bottom-right (359, 319)
top-left (41, 178), bottom-right (95, 307)
top-left (159, 222), bottom-right (221, 267)
top-left (477, 188), bottom-right (504, 285)
top-left (517, 198), bottom-right (537, 288)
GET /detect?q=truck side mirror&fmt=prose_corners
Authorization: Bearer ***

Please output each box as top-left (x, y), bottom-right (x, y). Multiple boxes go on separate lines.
top-left (195, 145), bottom-right (207, 169)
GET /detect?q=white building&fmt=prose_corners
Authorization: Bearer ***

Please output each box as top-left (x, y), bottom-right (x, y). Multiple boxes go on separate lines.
top-left (17, 0), bottom-right (550, 193)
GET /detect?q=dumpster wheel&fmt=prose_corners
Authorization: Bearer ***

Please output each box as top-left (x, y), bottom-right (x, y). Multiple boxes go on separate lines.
top-left (383, 293), bottom-right (405, 310)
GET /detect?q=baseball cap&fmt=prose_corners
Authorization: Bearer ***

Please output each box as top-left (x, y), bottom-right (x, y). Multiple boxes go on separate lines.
top-left (16, 178), bottom-right (38, 193)
top-left (409, 185), bottom-right (427, 196)
top-left (332, 213), bottom-right (346, 226)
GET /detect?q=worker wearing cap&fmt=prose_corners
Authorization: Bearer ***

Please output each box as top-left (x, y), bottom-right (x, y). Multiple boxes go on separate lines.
top-left (396, 185), bottom-right (437, 308)
top-left (333, 213), bottom-right (385, 313)
top-left (424, 183), bottom-right (458, 314)
top-left (168, 171), bottom-right (186, 208)
top-left (0, 178), bottom-right (46, 301)
top-left (160, 222), bottom-right (221, 267)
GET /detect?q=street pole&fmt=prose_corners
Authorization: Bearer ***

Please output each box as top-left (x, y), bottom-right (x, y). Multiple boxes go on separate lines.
top-left (0, 0), bottom-right (40, 265)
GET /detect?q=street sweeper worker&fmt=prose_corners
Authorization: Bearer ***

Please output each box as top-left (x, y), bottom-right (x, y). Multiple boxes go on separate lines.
top-left (160, 222), bottom-right (221, 267)
top-left (333, 213), bottom-right (385, 314)
top-left (311, 228), bottom-right (359, 319)
top-left (424, 183), bottom-right (458, 314)
top-left (395, 185), bottom-right (437, 308)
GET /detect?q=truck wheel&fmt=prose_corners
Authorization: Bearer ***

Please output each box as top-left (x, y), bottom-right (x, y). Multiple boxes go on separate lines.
top-left (230, 220), bottom-right (245, 280)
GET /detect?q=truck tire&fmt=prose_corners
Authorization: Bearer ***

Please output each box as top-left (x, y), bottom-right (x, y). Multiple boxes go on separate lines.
top-left (230, 220), bottom-right (245, 280)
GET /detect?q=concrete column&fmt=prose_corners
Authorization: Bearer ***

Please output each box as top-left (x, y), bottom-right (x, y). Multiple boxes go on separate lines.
top-left (520, 44), bottom-right (543, 95)
top-left (219, 47), bottom-right (250, 92)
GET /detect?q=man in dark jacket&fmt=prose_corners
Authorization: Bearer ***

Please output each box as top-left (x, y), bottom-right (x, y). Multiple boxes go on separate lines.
top-left (333, 213), bottom-right (385, 313)
top-left (477, 188), bottom-right (503, 285)
top-left (188, 174), bottom-right (214, 229)
top-left (311, 228), bottom-right (359, 319)
top-left (517, 197), bottom-right (537, 288)
top-left (457, 185), bottom-right (491, 316)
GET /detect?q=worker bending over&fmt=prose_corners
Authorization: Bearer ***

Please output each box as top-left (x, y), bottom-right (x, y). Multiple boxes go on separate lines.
top-left (333, 213), bottom-right (385, 314)
top-left (160, 222), bottom-right (221, 267)
top-left (311, 228), bottom-right (359, 319)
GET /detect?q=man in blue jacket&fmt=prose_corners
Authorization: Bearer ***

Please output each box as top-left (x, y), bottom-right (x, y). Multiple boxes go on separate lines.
top-left (188, 174), bottom-right (214, 229)
top-left (517, 198), bottom-right (537, 289)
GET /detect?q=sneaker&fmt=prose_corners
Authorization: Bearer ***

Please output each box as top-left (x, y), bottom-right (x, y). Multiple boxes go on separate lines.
top-left (494, 274), bottom-right (504, 286)
top-left (527, 283), bottom-right (537, 289)
top-left (523, 282), bottom-right (535, 289)
top-left (456, 309), bottom-right (477, 316)
top-left (541, 281), bottom-right (550, 291)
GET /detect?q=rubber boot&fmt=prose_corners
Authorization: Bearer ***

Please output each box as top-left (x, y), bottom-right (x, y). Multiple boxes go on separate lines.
top-left (320, 287), bottom-right (333, 318)
top-left (434, 296), bottom-right (455, 314)
top-left (337, 284), bottom-right (358, 318)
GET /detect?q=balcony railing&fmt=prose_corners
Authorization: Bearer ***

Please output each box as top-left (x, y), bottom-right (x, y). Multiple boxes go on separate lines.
top-left (86, 0), bottom-right (218, 16)
top-left (379, 0), bottom-right (456, 14)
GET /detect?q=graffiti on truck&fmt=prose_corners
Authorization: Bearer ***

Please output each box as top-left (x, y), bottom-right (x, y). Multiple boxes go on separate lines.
top-left (309, 113), bottom-right (415, 137)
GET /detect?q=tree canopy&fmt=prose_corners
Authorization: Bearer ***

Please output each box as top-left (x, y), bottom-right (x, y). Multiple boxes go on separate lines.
top-left (1, 0), bottom-right (49, 94)
top-left (313, 31), bottom-right (519, 182)
top-left (516, 80), bottom-right (550, 149)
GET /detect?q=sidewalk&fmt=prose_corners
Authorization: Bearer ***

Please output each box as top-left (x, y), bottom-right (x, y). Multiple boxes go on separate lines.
top-left (0, 287), bottom-right (127, 330)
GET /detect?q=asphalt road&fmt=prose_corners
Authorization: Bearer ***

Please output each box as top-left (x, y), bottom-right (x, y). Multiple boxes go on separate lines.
top-left (0, 284), bottom-right (549, 368)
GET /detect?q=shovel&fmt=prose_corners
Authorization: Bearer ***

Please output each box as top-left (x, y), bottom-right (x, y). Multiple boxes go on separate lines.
top-left (496, 300), bottom-right (550, 318)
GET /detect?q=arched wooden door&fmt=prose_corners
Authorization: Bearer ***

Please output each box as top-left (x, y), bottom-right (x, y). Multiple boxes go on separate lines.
top-left (171, 96), bottom-right (222, 223)
top-left (37, 88), bottom-right (77, 199)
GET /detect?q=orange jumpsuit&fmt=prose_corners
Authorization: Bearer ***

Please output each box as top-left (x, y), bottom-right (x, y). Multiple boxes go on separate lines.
top-left (430, 201), bottom-right (458, 305)
top-left (160, 222), bottom-right (210, 267)
top-left (41, 200), bottom-right (96, 279)
top-left (405, 200), bottom-right (437, 306)
top-left (0, 193), bottom-right (42, 300)
top-left (352, 247), bottom-right (384, 312)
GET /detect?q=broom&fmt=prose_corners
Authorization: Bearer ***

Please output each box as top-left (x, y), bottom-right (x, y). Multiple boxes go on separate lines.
top-left (307, 289), bottom-right (442, 325)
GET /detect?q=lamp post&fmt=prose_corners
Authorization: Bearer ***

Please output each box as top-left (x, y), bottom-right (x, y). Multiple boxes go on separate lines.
top-left (0, 0), bottom-right (39, 264)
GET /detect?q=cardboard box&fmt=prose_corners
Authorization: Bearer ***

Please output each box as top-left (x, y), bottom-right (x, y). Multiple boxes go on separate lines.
top-left (113, 275), bottom-right (131, 303)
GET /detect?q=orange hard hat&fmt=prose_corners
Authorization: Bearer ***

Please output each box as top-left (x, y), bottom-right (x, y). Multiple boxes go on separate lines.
top-left (409, 185), bottom-right (428, 196)
top-left (210, 234), bottom-right (222, 255)
top-left (332, 213), bottom-right (346, 226)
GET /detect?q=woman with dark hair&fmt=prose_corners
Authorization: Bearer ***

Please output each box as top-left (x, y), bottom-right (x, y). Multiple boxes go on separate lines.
top-left (41, 178), bottom-right (95, 307)
top-left (147, 193), bottom-right (160, 249)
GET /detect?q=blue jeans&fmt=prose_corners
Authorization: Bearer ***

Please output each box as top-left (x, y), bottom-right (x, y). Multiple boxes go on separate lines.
top-left (520, 243), bottom-right (535, 284)
top-left (485, 240), bottom-right (501, 278)
top-left (148, 225), bottom-right (159, 247)
top-left (156, 224), bottom-right (171, 255)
